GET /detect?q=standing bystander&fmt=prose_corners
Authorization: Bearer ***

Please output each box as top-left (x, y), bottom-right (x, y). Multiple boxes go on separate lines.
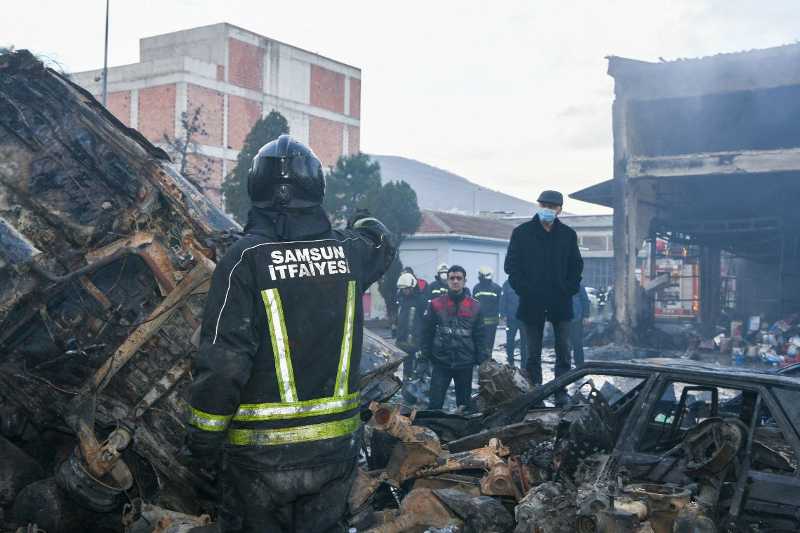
top-left (421, 266), bottom-right (488, 410)
top-left (504, 190), bottom-right (583, 385)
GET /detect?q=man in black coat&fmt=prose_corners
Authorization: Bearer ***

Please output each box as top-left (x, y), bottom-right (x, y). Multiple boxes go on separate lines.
top-left (504, 190), bottom-right (583, 385)
top-left (421, 265), bottom-right (488, 410)
top-left (500, 279), bottom-right (527, 368)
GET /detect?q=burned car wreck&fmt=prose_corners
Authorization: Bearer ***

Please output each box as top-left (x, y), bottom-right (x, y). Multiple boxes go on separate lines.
top-left (353, 359), bottom-right (800, 532)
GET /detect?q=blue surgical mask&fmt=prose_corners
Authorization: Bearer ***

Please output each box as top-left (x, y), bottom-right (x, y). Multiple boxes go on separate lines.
top-left (538, 208), bottom-right (557, 224)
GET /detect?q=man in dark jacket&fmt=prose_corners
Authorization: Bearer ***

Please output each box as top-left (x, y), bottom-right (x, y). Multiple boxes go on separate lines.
top-left (571, 284), bottom-right (591, 367)
top-left (504, 190), bottom-right (583, 385)
top-left (473, 266), bottom-right (502, 353)
top-left (421, 265), bottom-right (488, 410)
top-left (500, 279), bottom-right (528, 367)
top-left (185, 135), bottom-right (395, 533)
top-left (395, 272), bottom-right (426, 379)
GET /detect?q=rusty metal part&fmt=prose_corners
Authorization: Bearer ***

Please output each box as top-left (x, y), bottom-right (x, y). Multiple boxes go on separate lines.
top-left (348, 468), bottom-right (388, 513)
top-left (123, 499), bottom-right (212, 533)
top-left (79, 276), bottom-right (112, 310)
top-left (133, 358), bottom-right (191, 418)
top-left (477, 359), bottom-right (531, 410)
top-left (412, 473), bottom-right (482, 496)
top-left (369, 402), bottom-right (443, 482)
top-left (417, 437), bottom-right (510, 477)
top-left (480, 461), bottom-right (517, 498)
top-left (623, 484), bottom-right (691, 533)
top-left (364, 488), bottom-right (457, 533)
top-left (673, 503), bottom-right (717, 533)
top-left (683, 418), bottom-right (744, 475)
top-left (29, 246), bottom-right (139, 285)
top-left (83, 260), bottom-right (212, 395)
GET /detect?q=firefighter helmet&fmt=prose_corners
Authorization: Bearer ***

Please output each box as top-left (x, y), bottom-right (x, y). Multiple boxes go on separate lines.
top-left (248, 134), bottom-right (325, 208)
top-left (478, 266), bottom-right (493, 280)
top-left (396, 272), bottom-right (417, 289)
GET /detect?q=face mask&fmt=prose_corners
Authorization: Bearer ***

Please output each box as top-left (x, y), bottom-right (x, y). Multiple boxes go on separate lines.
top-left (538, 208), bottom-right (557, 224)
top-left (439, 272), bottom-right (448, 282)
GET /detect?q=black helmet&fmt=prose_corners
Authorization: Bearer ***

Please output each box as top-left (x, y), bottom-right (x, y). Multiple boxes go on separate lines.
top-left (248, 135), bottom-right (325, 208)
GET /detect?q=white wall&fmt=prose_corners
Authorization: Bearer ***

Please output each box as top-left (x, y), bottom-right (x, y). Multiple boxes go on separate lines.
top-left (399, 237), bottom-right (509, 287)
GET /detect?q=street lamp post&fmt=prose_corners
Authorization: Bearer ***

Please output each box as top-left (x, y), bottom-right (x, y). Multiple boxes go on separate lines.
top-left (101, 0), bottom-right (110, 107)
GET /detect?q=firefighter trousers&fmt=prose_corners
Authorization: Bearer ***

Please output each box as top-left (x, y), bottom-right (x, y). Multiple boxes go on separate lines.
top-left (218, 456), bottom-right (356, 533)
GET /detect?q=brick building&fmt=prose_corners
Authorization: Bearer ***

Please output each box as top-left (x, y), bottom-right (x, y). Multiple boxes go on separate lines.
top-left (72, 23), bottom-right (361, 207)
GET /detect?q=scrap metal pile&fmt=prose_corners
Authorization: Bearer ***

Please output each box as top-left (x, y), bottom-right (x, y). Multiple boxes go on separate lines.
top-left (0, 50), bottom-right (403, 533)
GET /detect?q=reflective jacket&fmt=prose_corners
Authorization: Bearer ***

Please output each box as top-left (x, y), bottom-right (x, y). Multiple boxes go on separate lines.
top-left (472, 280), bottom-right (502, 326)
top-left (421, 292), bottom-right (488, 368)
top-left (426, 278), bottom-right (448, 302)
top-left (187, 207), bottom-right (394, 469)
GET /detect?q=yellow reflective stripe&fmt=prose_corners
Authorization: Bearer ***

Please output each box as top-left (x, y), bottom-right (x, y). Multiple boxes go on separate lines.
top-left (234, 392), bottom-right (360, 421)
top-left (334, 280), bottom-right (357, 397)
top-left (475, 291), bottom-right (498, 298)
top-left (188, 407), bottom-right (232, 432)
top-left (262, 289), bottom-right (297, 403)
top-left (227, 414), bottom-right (360, 446)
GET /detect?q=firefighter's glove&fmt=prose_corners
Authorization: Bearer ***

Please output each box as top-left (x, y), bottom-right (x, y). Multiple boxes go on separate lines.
top-left (346, 208), bottom-right (372, 229)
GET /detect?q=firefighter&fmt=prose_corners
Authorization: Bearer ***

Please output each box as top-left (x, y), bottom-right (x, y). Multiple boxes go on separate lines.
top-left (426, 262), bottom-right (449, 301)
top-left (184, 135), bottom-right (395, 533)
top-left (395, 272), bottom-right (425, 380)
top-left (472, 266), bottom-right (502, 354)
top-left (421, 265), bottom-right (488, 410)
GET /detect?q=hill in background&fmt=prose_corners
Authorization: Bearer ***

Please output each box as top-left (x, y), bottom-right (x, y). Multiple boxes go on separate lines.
top-left (369, 154), bottom-right (536, 217)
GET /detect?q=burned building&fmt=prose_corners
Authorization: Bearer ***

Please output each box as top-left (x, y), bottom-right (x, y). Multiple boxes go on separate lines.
top-left (573, 44), bottom-right (800, 339)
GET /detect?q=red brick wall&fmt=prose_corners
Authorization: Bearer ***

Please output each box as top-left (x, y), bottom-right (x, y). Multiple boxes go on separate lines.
top-left (348, 126), bottom-right (360, 155)
top-left (309, 116), bottom-right (343, 168)
top-left (187, 84), bottom-right (224, 146)
top-left (228, 96), bottom-right (262, 150)
top-left (228, 38), bottom-right (263, 91)
top-left (349, 78), bottom-right (361, 119)
top-left (106, 91), bottom-right (131, 126)
top-left (310, 65), bottom-right (345, 114)
top-left (138, 84), bottom-right (176, 142)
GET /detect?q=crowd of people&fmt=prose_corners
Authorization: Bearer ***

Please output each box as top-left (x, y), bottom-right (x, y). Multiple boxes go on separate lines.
top-left (393, 190), bottom-right (590, 411)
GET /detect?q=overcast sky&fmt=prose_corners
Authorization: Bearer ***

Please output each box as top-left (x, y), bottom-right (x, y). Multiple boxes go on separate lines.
top-left (3, 1), bottom-right (800, 214)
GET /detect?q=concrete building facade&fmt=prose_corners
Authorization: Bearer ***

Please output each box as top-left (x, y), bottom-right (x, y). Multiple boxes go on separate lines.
top-left (72, 23), bottom-right (361, 207)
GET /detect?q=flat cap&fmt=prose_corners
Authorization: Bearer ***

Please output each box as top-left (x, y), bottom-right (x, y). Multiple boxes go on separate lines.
top-left (537, 190), bottom-right (563, 205)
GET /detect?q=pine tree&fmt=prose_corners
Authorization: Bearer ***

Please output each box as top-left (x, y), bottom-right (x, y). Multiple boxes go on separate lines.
top-left (222, 110), bottom-right (289, 223)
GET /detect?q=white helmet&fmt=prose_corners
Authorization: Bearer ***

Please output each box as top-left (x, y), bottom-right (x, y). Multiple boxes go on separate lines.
top-left (436, 263), bottom-right (449, 275)
top-left (478, 266), bottom-right (493, 279)
top-left (396, 272), bottom-right (417, 289)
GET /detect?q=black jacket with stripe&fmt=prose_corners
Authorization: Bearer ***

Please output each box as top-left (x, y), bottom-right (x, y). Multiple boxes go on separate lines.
top-left (187, 206), bottom-right (394, 469)
top-left (472, 279), bottom-right (502, 325)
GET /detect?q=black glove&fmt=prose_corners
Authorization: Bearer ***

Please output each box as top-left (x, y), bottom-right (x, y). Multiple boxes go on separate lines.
top-left (346, 208), bottom-right (372, 229)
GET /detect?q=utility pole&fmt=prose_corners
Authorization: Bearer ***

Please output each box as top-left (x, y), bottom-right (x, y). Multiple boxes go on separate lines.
top-left (101, 0), bottom-right (110, 106)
